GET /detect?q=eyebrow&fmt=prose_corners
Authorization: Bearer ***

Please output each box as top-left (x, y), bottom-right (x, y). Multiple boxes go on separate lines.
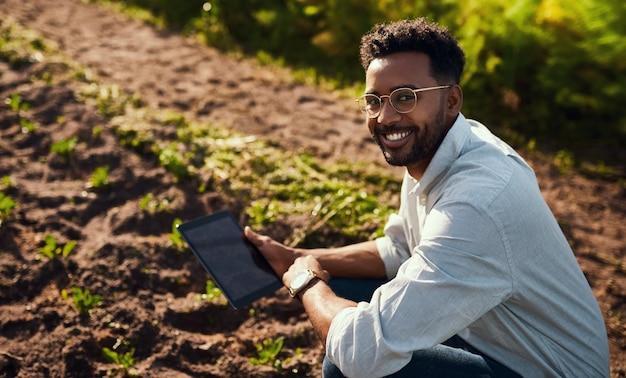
top-left (365, 84), bottom-right (422, 95)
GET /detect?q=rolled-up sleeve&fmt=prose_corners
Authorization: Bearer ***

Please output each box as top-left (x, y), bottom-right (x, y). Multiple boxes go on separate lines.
top-left (375, 213), bottom-right (411, 279)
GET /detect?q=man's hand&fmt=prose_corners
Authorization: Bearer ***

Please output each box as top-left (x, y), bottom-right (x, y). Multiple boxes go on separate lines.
top-left (283, 255), bottom-right (331, 289)
top-left (244, 226), bottom-right (299, 278)
top-left (246, 227), bottom-right (356, 345)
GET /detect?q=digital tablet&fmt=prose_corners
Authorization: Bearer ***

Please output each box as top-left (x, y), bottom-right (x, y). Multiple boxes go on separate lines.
top-left (176, 210), bottom-right (282, 309)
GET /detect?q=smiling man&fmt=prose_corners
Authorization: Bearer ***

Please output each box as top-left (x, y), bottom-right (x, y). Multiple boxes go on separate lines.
top-left (245, 18), bottom-right (610, 377)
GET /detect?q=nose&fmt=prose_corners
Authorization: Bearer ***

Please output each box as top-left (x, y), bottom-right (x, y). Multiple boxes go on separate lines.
top-left (376, 97), bottom-right (401, 125)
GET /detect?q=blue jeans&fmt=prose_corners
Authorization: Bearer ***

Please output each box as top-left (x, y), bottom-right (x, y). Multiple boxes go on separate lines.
top-left (324, 278), bottom-right (521, 378)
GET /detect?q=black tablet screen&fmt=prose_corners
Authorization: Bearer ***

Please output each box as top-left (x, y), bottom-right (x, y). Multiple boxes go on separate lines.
top-left (177, 211), bottom-right (282, 309)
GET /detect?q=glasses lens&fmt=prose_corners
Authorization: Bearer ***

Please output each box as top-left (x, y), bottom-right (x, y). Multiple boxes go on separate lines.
top-left (390, 89), bottom-right (417, 113)
top-left (358, 95), bottom-right (381, 116)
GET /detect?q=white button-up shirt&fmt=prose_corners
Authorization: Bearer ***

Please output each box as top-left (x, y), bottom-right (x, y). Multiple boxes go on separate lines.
top-left (326, 114), bottom-right (609, 377)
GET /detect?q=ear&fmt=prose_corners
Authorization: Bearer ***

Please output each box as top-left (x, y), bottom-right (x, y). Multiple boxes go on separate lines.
top-left (445, 85), bottom-right (463, 116)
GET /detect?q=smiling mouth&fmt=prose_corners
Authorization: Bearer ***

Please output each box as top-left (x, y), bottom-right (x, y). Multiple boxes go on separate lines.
top-left (383, 130), bottom-right (412, 142)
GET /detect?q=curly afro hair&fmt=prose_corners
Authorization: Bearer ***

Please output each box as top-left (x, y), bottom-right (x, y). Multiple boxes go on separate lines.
top-left (359, 18), bottom-right (465, 84)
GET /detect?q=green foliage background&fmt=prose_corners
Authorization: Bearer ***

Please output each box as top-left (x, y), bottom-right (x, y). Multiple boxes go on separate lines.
top-left (96, 0), bottom-right (626, 154)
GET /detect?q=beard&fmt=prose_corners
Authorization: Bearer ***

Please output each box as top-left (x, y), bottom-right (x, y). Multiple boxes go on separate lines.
top-left (372, 106), bottom-right (448, 167)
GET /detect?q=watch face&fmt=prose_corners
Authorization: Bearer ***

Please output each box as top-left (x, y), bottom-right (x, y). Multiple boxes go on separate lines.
top-left (291, 270), bottom-right (310, 289)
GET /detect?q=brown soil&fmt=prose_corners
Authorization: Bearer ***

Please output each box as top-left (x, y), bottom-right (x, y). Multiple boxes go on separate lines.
top-left (0, 0), bottom-right (624, 376)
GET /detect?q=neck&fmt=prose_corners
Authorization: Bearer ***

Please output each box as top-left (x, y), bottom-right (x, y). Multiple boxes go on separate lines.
top-left (406, 157), bottom-right (431, 181)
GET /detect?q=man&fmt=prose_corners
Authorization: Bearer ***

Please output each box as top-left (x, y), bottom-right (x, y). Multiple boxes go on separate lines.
top-left (245, 18), bottom-right (610, 377)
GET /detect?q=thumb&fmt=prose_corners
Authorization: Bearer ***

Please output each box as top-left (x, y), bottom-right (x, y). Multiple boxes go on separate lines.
top-left (244, 226), bottom-right (263, 247)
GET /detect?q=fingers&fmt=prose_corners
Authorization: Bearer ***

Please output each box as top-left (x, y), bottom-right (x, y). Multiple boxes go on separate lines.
top-left (243, 226), bottom-right (262, 246)
top-left (244, 226), bottom-right (292, 276)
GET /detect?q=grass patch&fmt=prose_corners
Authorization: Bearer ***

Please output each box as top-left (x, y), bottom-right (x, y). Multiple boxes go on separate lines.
top-left (105, 103), bottom-right (399, 245)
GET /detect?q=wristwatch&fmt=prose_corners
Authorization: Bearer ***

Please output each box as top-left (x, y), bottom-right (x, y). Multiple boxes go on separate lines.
top-left (289, 269), bottom-right (323, 298)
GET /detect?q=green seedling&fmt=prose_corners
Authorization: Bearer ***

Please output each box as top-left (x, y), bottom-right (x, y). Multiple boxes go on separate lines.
top-left (92, 125), bottom-right (103, 139)
top-left (86, 166), bottom-right (110, 190)
top-left (138, 193), bottom-right (170, 214)
top-left (61, 286), bottom-right (101, 314)
top-left (0, 192), bottom-right (17, 224)
top-left (102, 341), bottom-right (137, 377)
top-left (39, 234), bottom-right (76, 259)
top-left (169, 218), bottom-right (186, 252)
top-left (50, 136), bottom-right (78, 162)
top-left (5, 92), bottom-right (30, 113)
top-left (1, 176), bottom-right (14, 189)
top-left (138, 193), bottom-right (153, 212)
top-left (196, 280), bottom-right (227, 305)
top-left (5, 93), bottom-right (36, 133)
top-left (157, 144), bottom-right (189, 181)
top-left (19, 118), bottom-right (36, 133)
top-left (554, 149), bottom-right (575, 175)
top-left (203, 280), bottom-right (223, 300)
top-left (249, 336), bottom-right (286, 372)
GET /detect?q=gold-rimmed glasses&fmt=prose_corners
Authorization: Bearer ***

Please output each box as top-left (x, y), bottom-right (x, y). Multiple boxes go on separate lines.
top-left (356, 85), bottom-right (451, 118)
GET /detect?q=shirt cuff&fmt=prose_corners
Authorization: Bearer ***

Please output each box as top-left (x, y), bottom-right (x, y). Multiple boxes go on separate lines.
top-left (376, 236), bottom-right (403, 279)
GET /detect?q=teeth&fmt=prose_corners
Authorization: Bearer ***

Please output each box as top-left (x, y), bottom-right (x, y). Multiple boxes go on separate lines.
top-left (386, 131), bottom-right (410, 141)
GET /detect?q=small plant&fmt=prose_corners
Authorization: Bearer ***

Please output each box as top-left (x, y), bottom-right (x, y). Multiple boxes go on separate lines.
top-left (1, 176), bottom-right (14, 189)
top-left (102, 339), bottom-right (137, 377)
top-left (5, 92), bottom-right (30, 114)
top-left (92, 125), bottom-right (103, 139)
top-left (196, 280), bottom-right (227, 305)
top-left (61, 286), bottom-right (102, 314)
top-left (50, 136), bottom-right (78, 162)
top-left (554, 149), bottom-right (575, 175)
top-left (249, 336), bottom-right (286, 372)
top-left (138, 193), bottom-right (153, 211)
top-left (5, 93), bottom-right (36, 133)
top-left (203, 280), bottom-right (223, 300)
top-left (168, 218), bottom-right (186, 252)
top-left (86, 166), bottom-right (110, 190)
top-left (138, 193), bottom-right (170, 214)
top-left (0, 192), bottom-right (17, 225)
top-left (20, 118), bottom-right (37, 133)
top-left (39, 234), bottom-right (76, 259)
top-left (157, 144), bottom-right (189, 181)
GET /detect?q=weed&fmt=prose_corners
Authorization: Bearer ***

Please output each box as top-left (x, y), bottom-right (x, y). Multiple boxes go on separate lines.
top-left (580, 160), bottom-right (620, 180)
top-left (156, 144), bottom-right (189, 181)
top-left (196, 280), bottom-right (227, 305)
top-left (113, 126), bottom-right (151, 154)
top-left (249, 336), bottom-right (286, 372)
top-left (92, 125), bottom-right (103, 139)
top-left (5, 92), bottom-right (30, 113)
top-left (5, 93), bottom-right (37, 133)
top-left (138, 193), bottom-right (152, 211)
top-left (86, 166), bottom-right (110, 190)
top-left (0, 192), bottom-right (17, 224)
top-left (0, 176), bottom-right (14, 190)
top-left (19, 118), bottom-right (36, 133)
top-left (39, 234), bottom-right (76, 259)
top-left (168, 218), bottom-right (186, 252)
top-left (61, 286), bottom-right (102, 314)
top-left (50, 136), bottom-right (78, 162)
top-left (102, 339), bottom-right (137, 377)
top-left (554, 150), bottom-right (575, 175)
top-left (80, 82), bottom-right (139, 118)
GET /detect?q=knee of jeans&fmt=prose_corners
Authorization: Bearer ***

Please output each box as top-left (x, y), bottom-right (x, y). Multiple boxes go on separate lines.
top-left (322, 355), bottom-right (345, 378)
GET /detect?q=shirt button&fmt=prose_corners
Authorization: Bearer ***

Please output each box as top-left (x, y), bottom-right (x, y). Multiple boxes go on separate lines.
top-left (419, 195), bottom-right (427, 205)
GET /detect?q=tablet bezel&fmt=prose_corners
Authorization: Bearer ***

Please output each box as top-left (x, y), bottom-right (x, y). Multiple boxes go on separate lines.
top-left (177, 210), bottom-right (282, 309)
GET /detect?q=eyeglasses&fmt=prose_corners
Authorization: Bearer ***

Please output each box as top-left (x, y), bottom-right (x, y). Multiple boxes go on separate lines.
top-left (356, 85), bottom-right (451, 118)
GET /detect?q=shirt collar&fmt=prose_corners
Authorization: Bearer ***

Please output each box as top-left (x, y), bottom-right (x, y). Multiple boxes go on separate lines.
top-left (408, 113), bottom-right (471, 196)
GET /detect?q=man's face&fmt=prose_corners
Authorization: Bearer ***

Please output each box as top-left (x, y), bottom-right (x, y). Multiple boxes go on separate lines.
top-left (365, 52), bottom-right (452, 177)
